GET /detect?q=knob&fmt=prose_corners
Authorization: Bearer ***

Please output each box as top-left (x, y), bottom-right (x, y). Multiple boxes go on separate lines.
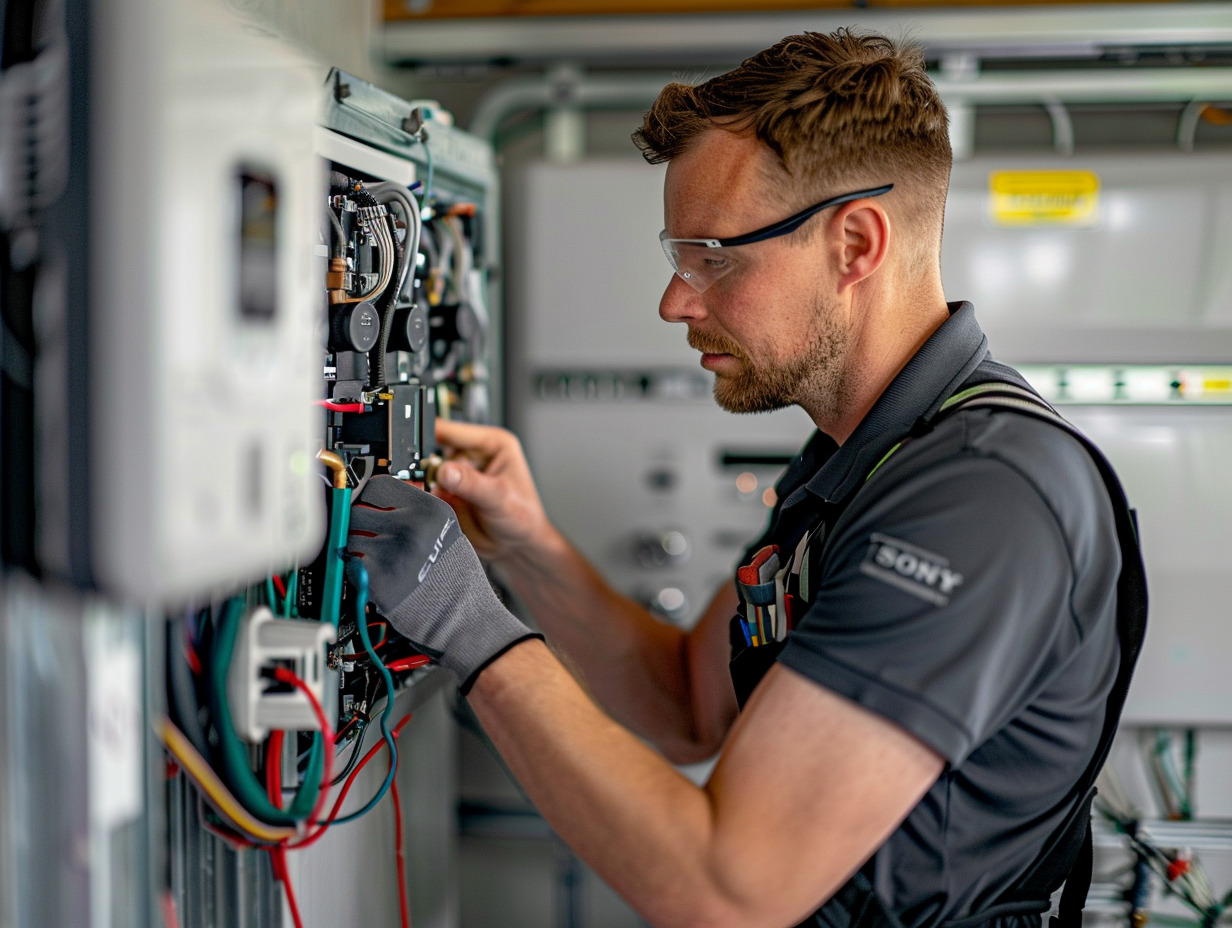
top-left (645, 586), bottom-right (689, 624)
top-left (329, 301), bottom-right (380, 352)
top-left (631, 530), bottom-right (690, 569)
top-left (388, 304), bottom-right (428, 353)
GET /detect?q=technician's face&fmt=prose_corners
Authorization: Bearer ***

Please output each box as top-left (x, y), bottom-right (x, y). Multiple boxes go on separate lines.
top-left (658, 130), bottom-right (852, 416)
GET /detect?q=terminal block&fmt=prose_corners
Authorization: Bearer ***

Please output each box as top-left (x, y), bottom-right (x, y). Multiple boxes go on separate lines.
top-left (227, 606), bottom-right (337, 742)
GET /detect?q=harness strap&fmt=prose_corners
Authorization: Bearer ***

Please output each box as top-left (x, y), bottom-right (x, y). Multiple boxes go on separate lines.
top-left (929, 383), bottom-right (1147, 928)
top-left (736, 379), bottom-right (1146, 928)
top-left (1051, 804), bottom-right (1094, 928)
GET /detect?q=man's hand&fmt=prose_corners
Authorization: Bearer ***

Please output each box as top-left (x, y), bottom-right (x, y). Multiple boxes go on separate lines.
top-left (432, 420), bottom-right (552, 564)
top-left (347, 475), bottom-right (540, 690)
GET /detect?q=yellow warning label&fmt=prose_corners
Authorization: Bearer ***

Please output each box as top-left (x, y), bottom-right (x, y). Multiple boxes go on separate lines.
top-left (988, 171), bottom-right (1100, 227)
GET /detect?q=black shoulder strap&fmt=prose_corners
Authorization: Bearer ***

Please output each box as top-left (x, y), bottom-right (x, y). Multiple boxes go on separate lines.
top-left (933, 382), bottom-right (1148, 928)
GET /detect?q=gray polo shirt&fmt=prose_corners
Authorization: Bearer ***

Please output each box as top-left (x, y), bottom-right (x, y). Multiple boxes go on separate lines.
top-left (748, 304), bottom-right (1121, 927)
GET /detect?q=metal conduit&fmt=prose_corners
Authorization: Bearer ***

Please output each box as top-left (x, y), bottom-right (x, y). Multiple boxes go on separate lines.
top-left (470, 66), bottom-right (1232, 150)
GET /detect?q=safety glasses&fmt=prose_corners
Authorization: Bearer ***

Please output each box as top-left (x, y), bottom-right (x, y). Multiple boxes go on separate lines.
top-left (659, 183), bottom-right (893, 292)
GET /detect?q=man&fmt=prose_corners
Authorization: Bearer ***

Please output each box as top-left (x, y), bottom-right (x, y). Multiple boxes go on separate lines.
top-left (349, 30), bottom-right (1140, 928)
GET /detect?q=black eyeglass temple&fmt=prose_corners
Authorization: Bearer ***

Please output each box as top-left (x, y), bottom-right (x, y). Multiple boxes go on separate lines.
top-left (717, 184), bottom-right (894, 248)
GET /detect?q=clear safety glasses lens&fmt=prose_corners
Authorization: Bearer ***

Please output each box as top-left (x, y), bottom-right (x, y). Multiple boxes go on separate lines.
top-left (658, 183), bottom-right (894, 293)
top-left (660, 237), bottom-right (742, 293)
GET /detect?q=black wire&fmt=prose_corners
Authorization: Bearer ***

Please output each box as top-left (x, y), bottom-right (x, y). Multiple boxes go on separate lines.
top-left (331, 720), bottom-right (370, 786)
top-left (166, 612), bottom-right (210, 759)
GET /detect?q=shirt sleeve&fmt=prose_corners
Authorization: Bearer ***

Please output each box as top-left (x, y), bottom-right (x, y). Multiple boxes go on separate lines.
top-left (777, 442), bottom-right (1081, 766)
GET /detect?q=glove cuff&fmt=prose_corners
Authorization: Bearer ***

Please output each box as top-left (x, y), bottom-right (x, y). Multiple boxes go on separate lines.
top-left (458, 632), bottom-right (544, 695)
top-left (386, 536), bottom-right (533, 685)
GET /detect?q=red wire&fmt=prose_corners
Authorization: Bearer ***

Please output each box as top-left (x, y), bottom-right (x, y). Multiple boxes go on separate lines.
top-left (263, 729), bottom-right (305, 928)
top-left (159, 892), bottom-right (181, 928)
top-left (392, 772), bottom-right (411, 928)
top-left (315, 400), bottom-right (368, 413)
top-left (384, 656), bottom-right (432, 673)
top-left (265, 731), bottom-right (285, 808)
top-left (289, 713), bottom-right (413, 850)
top-left (274, 846), bottom-right (303, 928)
top-left (271, 668), bottom-right (336, 830)
top-left (199, 813), bottom-right (256, 851)
top-left (334, 714), bottom-right (362, 744)
top-left (272, 574), bottom-right (288, 600)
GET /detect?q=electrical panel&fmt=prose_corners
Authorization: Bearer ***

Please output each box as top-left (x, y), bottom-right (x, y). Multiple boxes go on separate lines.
top-left (158, 66), bottom-right (498, 928)
top-left (294, 71), bottom-right (498, 750)
top-left (4, 3), bottom-right (497, 916)
top-left (942, 154), bottom-right (1232, 365)
top-left (0, 0), bottom-right (327, 603)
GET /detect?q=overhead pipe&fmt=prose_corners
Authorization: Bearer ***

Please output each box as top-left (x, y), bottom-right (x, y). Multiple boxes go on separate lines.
top-left (470, 65), bottom-right (1232, 154)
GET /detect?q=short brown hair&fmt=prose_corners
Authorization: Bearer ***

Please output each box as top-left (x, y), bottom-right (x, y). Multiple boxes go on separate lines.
top-left (634, 30), bottom-right (951, 225)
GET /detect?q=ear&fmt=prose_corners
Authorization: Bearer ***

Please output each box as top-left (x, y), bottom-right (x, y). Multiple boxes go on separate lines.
top-left (828, 199), bottom-right (890, 293)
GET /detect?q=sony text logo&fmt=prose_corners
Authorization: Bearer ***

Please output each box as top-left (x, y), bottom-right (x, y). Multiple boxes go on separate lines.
top-left (859, 533), bottom-right (963, 606)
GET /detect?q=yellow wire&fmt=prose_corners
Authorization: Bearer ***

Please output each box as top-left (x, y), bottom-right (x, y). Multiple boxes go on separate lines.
top-left (158, 717), bottom-right (296, 844)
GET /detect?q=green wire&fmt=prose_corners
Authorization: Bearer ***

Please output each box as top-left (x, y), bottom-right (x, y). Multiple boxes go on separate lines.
top-left (1184, 729), bottom-right (1197, 819)
top-left (1155, 730), bottom-right (1193, 819)
top-left (210, 598), bottom-right (323, 826)
top-left (285, 568), bottom-right (299, 618)
top-left (329, 559), bottom-right (397, 825)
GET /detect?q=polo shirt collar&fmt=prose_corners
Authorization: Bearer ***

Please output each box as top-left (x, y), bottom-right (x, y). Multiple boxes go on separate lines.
top-left (788, 301), bottom-right (989, 508)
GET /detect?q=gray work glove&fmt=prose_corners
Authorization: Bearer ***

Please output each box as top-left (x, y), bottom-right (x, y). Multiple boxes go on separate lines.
top-left (348, 475), bottom-right (540, 692)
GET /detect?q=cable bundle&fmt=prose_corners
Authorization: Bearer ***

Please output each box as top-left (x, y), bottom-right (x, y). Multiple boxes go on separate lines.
top-left (1097, 740), bottom-right (1230, 928)
top-left (160, 560), bottom-right (420, 928)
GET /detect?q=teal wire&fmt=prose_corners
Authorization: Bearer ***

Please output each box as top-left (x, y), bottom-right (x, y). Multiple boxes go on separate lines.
top-left (329, 559), bottom-right (398, 825)
top-left (285, 568), bottom-right (299, 618)
top-left (1155, 730), bottom-right (1192, 818)
top-left (321, 488), bottom-right (353, 626)
top-left (265, 578), bottom-right (277, 611)
top-left (1183, 729), bottom-right (1197, 819)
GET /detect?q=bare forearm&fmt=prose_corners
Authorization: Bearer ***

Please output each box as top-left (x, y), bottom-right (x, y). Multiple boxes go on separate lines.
top-left (429, 420), bottom-right (732, 756)
top-left (492, 525), bottom-right (708, 756)
top-left (468, 640), bottom-right (756, 928)
top-left (468, 642), bottom-right (945, 928)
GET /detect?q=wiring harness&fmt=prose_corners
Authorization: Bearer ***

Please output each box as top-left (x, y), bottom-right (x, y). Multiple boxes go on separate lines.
top-left (1096, 733), bottom-right (1231, 928)
top-left (161, 549), bottom-right (429, 928)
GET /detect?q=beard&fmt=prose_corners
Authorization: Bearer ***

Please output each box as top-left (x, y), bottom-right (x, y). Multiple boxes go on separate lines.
top-left (687, 295), bottom-right (850, 416)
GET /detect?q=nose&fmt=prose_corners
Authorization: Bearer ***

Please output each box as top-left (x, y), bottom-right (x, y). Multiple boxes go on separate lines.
top-left (659, 273), bottom-right (706, 324)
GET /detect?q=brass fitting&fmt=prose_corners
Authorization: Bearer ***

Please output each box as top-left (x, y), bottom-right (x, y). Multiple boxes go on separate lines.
top-left (421, 454), bottom-right (444, 490)
top-left (316, 449), bottom-right (349, 490)
top-left (326, 257), bottom-right (348, 304)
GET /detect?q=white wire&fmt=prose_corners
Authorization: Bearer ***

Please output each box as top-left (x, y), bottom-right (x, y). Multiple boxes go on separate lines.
top-left (368, 182), bottom-right (422, 302)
